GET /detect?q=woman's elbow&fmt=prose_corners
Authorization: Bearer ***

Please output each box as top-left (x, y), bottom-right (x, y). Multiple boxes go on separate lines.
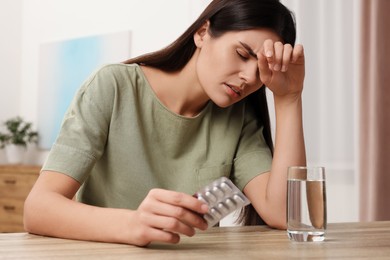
top-left (263, 216), bottom-right (287, 230)
top-left (23, 192), bottom-right (41, 234)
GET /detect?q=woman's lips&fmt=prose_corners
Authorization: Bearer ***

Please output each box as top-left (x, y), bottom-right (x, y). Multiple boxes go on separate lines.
top-left (225, 83), bottom-right (241, 98)
top-left (225, 84), bottom-right (241, 96)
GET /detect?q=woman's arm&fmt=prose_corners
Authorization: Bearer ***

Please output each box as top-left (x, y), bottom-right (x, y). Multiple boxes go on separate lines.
top-left (244, 95), bottom-right (305, 228)
top-left (243, 40), bottom-right (306, 229)
top-left (24, 171), bottom-right (208, 246)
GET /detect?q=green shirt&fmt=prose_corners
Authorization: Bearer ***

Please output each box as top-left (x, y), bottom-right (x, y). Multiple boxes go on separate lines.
top-left (42, 63), bottom-right (272, 210)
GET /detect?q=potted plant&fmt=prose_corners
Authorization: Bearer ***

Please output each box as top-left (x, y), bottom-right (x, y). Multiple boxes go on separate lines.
top-left (0, 116), bottom-right (39, 164)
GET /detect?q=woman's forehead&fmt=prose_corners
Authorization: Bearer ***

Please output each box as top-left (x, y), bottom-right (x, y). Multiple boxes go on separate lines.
top-left (218, 29), bottom-right (281, 49)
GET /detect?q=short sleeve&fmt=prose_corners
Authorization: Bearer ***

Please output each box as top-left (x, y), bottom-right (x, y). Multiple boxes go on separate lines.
top-left (42, 65), bottom-right (116, 183)
top-left (232, 102), bottom-right (272, 190)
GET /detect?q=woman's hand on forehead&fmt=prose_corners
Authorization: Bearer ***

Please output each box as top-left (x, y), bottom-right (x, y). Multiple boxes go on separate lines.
top-left (257, 39), bottom-right (305, 97)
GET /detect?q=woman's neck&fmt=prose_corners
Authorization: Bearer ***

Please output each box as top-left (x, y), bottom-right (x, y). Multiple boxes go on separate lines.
top-left (140, 56), bottom-right (209, 118)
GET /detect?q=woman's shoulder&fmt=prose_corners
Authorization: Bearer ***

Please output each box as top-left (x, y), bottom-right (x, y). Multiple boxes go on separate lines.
top-left (81, 63), bottom-right (145, 91)
top-left (89, 63), bottom-right (141, 80)
top-left (73, 63), bottom-right (145, 106)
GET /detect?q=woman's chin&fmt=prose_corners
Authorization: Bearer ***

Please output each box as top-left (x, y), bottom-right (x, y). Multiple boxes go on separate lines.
top-left (211, 98), bottom-right (236, 108)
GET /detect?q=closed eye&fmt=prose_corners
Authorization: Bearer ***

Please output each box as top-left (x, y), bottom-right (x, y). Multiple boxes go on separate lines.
top-left (236, 49), bottom-right (249, 61)
top-left (239, 41), bottom-right (258, 59)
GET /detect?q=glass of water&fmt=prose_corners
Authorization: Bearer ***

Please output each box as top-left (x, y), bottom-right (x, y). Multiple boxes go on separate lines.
top-left (287, 166), bottom-right (327, 242)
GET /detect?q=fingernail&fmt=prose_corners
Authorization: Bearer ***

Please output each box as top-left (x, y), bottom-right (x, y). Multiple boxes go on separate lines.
top-left (281, 65), bottom-right (287, 72)
top-left (266, 51), bottom-right (273, 58)
top-left (273, 64), bottom-right (281, 71)
top-left (201, 204), bottom-right (209, 213)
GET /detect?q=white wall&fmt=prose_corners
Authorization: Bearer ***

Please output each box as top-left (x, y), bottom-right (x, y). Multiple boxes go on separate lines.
top-left (0, 0), bottom-right (23, 163)
top-left (0, 0), bottom-right (359, 223)
top-left (0, 0), bottom-right (23, 120)
top-left (280, 0), bottom-right (360, 222)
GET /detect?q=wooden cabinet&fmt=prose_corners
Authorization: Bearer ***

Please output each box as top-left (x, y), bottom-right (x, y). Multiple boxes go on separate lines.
top-left (0, 165), bottom-right (41, 233)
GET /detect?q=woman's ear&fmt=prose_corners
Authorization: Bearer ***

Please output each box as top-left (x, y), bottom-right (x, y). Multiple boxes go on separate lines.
top-left (194, 21), bottom-right (210, 48)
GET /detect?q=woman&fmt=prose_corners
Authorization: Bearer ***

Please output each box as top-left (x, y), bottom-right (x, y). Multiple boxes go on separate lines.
top-left (24, 0), bottom-right (306, 246)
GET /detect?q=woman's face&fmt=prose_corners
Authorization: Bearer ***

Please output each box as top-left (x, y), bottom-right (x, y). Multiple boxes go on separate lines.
top-left (194, 26), bottom-right (281, 107)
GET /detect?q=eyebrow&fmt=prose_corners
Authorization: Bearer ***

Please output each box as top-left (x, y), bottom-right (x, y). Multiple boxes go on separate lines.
top-left (239, 41), bottom-right (258, 59)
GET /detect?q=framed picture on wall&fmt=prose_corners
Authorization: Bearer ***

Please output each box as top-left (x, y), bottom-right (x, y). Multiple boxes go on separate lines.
top-left (37, 31), bottom-right (132, 149)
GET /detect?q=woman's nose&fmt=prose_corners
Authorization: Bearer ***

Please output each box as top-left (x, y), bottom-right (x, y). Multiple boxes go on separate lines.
top-left (238, 62), bottom-right (259, 85)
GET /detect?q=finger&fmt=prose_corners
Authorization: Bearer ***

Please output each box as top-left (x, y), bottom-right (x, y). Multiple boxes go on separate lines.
top-left (152, 230), bottom-right (181, 245)
top-left (281, 44), bottom-right (293, 72)
top-left (142, 227), bottom-right (181, 245)
top-left (262, 39), bottom-right (275, 68)
top-left (150, 189), bottom-right (208, 215)
top-left (147, 201), bottom-right (208, 230)
top-left (272, 41), bottom-right (284, 71)
top-left (292, 44), bottom-right (304, 63)
top-left (143, 213), bottom-right (197, 237)
top-left (257, 51), bottom-right (272, 85)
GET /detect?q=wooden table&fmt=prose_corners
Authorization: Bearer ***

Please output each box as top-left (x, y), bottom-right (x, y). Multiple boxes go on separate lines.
top-left (1, 221), bottom-right (390, 259)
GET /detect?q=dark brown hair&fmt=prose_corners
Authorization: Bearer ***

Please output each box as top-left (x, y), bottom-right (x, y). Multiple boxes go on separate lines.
top-left (124, 0), bottom-right (296, 226)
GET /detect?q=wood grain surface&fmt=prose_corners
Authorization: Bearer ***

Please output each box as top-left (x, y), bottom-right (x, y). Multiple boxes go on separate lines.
top-left (1, 221), bottom-right (390, 259)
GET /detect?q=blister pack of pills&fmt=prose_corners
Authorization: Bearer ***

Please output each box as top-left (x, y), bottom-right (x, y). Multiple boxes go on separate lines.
top-left (194, 177), bottom-right (251, 228)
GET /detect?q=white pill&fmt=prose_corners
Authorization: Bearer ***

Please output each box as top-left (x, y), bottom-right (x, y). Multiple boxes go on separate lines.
top-left (220, 182), bottom-right (233, 194)
top-left (225, 198), bottom-right (237, 210)
top-left (212, 186), bottom-right (224, 198)
top-left (210, 207), bottom-right (222, 218)
top-left (217, 202), bottom-right (230, 214)
top-left (205, 191), bottom-right (217, 203)
top-left (233, 194), bottom-right (246, 205)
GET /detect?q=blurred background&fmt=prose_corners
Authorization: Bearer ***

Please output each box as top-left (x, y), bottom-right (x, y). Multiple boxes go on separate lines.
top-left (0, 0), bottom-right (388, 224)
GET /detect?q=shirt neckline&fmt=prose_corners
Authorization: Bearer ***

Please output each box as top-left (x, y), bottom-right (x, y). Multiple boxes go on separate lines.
top-left (134, 64), bottom-right (212, 121)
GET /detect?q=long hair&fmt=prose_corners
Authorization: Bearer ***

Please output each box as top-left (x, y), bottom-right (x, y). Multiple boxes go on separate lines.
top-left (124, 0), bottom-right (296, 226)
